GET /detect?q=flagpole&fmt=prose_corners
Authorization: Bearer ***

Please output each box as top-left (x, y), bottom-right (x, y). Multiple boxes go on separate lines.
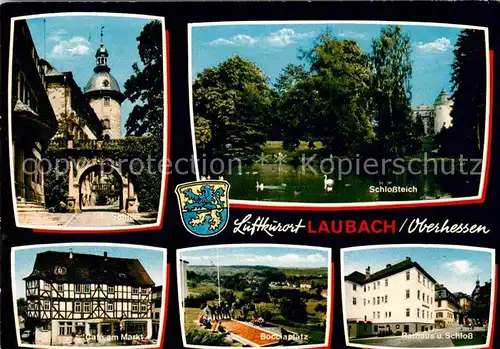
top-left (217, 248), bottom-right (221, 305)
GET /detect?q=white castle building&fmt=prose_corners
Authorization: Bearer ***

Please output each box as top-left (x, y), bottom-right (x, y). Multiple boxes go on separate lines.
top-left (344, 257), bottom-right (437, 339)
top-left (412, 89), bottom-right (454, 135)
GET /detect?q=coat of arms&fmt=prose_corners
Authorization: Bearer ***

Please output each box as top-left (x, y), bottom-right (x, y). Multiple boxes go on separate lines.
top-left (175, 180), bottom-right (230, 237)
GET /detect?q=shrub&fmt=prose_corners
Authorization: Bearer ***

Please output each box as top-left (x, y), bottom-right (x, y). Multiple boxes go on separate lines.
top-left (254, 306), bottom-right (273, 321)
top-left (185, 329), bottom-right (230, 346)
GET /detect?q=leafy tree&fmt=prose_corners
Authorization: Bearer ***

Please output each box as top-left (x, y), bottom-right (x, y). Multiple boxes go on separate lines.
top-left (17, 298), bottom-right (28, 318)
top-left (298, 32), bottom-right (375, 155)
top-left (448, 29), bottom-right (487, 158)
top-left (124, 20), bottom-right (164, 137)
top-left (122, 20), bottom-right (165, 212)
top-left (314, 303), bottom-right (327, 313)
top-left (370, 25), bottom-right (415, 157)
top-left (192, 55), bottom-right (275, 159)
top-left (279, 294), bottom-right (308, 323)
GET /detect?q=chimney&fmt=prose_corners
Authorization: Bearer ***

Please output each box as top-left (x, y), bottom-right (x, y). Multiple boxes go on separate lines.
top-left (365, 266), bottom-right (370, 278)
top-left (386, 264), bottom-right (392, 268)
top-left (69, 249), bottom-right (73, 259)
top-left (405, 256), bottom-right (411, 261)
top-left (104, 251), bottom-right (108, 261)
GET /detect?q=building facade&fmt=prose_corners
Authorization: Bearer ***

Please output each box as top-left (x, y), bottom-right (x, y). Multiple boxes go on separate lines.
top-left (83, 42), bottom-right (125, 140)
top-left (23, 249), bottom-right (155, 345)
top-left (435, 284), bottom-right (460, 328)
top-left (151, 286), bottom-right (163, 338)
top-left (42, 61), bottom-right (103, 141)
top-left (11, 19), bottom-right (58, 205)
top-left (344, 257), bottom-right (437, 338)
top-left (412, 89), bottom-right (454, 135)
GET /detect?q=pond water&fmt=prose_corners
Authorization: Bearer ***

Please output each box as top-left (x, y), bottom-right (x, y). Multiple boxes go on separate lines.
top-left (224, 163), bottom-right (480, 203)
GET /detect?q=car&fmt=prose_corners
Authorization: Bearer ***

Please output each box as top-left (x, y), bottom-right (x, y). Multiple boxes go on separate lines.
top-left (21, 329), bottom-right (34, 341)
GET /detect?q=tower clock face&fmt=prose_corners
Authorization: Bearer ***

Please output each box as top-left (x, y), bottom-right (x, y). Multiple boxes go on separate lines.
top-left (102, 79), bottom-right (110, 87)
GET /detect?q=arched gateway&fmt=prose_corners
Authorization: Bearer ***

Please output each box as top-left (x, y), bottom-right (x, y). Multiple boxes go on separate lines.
top-left (64, 147), bottom-right (138, 213)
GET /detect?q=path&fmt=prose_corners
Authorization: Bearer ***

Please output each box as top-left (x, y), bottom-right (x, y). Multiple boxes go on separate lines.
top-left (66, 211), bottom-right (139, 227)
top-left (222, 320), bottom-right (280, 347)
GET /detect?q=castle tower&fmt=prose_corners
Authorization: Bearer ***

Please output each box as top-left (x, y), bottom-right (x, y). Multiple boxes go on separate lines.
top-left (433, 89), bottom-right (453, 134)
top-left (83, 31), bottom-right (124, 140)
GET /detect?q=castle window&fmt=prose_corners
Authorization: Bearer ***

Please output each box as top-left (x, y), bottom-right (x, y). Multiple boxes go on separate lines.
top-left (132, 303), bottom-right (138, 312)
top-left (107, 302), bottom-right (114, 311)
top-left (83, 284), bottom-right (90, 293)
top-left (132, 287), bottom-right (139, 295)
top-left (108, 286), bottom-right (114, 294)
top-left (75, 284), bottom-right (82, 293)
top-left (406, 308), bottom-right (410, 317)
top-left (84, 302), bottom-right (90, 313)
top-left (406, 271), bottom-right (410, 280)
top-left (141, 288), bottom-right (149, 295)
top-left (353, 297), bottom-right (357, 305)
top-left (103, 119), bottom-right (110, 129)
top-left (104, 96), bottom-right (110, 106)
top-left (57, 284), bottom-right (64, 292)
top-left (44, 300), bottom-right (50, 310)
top-left (141, 303), bottom-right (147, 312)
top-left (353, 284), bottom-right (357, 291)
top-left (74, 302), bottom-right (81, 312)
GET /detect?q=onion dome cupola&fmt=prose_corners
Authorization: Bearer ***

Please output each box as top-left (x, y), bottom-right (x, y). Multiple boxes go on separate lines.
top-left (83, 40), bottom-right (125, 103)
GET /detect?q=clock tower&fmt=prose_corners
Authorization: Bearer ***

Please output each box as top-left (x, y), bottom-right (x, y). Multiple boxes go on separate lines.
top-left (83, 33), bottom-right (124, 140)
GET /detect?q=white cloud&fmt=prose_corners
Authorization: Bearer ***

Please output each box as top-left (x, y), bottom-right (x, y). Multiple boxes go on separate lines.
top-left (444, 260), bottom-right (478, 276)
top-left (185, 252), bottom-right (327, 268)
top-left (208, 28), bottom-right (314, 47)
top-left (416, 37), bottom-right (453, 53)
top-left (336, 30), bottom-right (367, 40)
top-left (50, 36), bottom-right (91, 58)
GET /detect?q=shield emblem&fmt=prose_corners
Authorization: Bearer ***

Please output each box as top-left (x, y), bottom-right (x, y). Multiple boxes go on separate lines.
top-left (175, 180), bottom-right (230, 237)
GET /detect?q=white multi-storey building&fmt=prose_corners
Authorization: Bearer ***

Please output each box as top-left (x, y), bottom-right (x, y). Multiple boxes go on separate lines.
top-left (23, 249), bottom-right (155, 345)
top-left (344, 257), bottom-right (437, 338)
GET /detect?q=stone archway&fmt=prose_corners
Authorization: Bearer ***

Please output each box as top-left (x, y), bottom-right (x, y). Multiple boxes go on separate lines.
top-left (78, 164), bottom-right (124, 211)
top-left (67, 159), bottom-right (137, 213)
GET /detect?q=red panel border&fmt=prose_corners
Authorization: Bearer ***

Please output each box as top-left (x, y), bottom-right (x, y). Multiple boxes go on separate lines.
top-left (33, 29), bottom-right (172, 234)
top-left (232, 50), bottom-right (494, 212)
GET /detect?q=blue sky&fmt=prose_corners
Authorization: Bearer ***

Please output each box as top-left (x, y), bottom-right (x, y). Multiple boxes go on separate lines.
top-left (180, 246), bottom-right (330, 268)
top-left (191, 23), bottom-right (484, 106)
top-left (343, 246), bottom-right (493, 294)
top-left (26, 15), bottom-right (158, 135)
top-left (13, 244), bottom-right (166, 299)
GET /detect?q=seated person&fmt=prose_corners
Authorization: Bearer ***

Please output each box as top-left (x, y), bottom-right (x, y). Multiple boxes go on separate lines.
top-left (204, 319), bottom-right (212, 330)
top-left (199, 315), bottom-right (206, 325)
top-left (217, 321), bottom-right (226, 334)
top-left (211, 320), bottom-right (219, 332)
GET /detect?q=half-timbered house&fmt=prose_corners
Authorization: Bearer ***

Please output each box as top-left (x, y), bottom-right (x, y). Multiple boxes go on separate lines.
top-left (23, 249), bottom-right (155, 345)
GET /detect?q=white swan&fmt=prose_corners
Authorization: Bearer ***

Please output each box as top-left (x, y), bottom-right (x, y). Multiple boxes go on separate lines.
top-left (218, 175), bottom-right (224, 180)
top-left (324, 175), bottom-right (334, 188)
top-left (207, 175), bottom-right (211, 180)
top-left (200, 175), bottom-right (207, 181)
top-left (256, 181), bottom-right (264, 191)
top-left (280, 183), bottom-right (287, 187)
top-left (326, 186), bottom-right (333, 192)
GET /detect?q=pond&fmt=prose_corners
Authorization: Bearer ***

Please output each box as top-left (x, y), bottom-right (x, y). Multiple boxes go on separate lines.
top-left (223, 163), bottom-right (480, 204)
